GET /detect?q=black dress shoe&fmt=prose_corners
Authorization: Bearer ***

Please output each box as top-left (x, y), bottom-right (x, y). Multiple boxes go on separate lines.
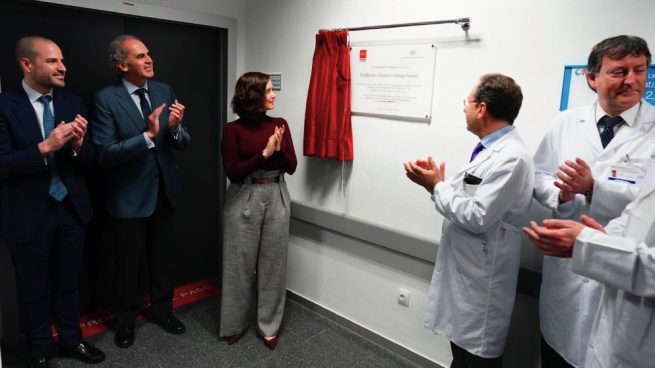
top-left (61, 341), bottom-right (106, 364)
top-left (114, 325), bottom-right (135, 348)
top-left (30, 357), bottom-right (51, 368)
top-left (152, 315), bottom-right (185, 335)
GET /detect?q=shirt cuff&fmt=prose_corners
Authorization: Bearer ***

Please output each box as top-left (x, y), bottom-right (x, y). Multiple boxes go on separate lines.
top-left (143, 132), bottom-right (156, 149)
top-left (170, 124), bottom-right (181, 140)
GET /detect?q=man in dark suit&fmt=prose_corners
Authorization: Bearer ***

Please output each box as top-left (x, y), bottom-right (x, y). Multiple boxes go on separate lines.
top-left (91, 35), bottom-right (190, 348)
top-left (0, 36), bottom-right (105, 367)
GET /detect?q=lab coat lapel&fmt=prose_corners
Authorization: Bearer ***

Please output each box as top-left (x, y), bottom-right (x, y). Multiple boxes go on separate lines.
top-left (455, 142), bottom-right (495, 185)
top-left (607, 102), bottom-right (655, 149)
top-left (460, 129), bottom-right (516, 174)
top-left (579, 106), bottom-right (605, 154)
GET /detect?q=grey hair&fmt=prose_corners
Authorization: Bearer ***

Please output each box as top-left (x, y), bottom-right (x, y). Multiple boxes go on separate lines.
top-left (107, 34), bottom-right (141, 68)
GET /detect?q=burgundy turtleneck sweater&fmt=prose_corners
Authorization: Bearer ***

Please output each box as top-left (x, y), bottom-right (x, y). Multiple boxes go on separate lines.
top-left (221, 116), bottom-right (297, 183)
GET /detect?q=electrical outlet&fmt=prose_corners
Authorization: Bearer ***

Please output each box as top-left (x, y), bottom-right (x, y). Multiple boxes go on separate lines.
top-left (397, 288), bottom-right (410, 307)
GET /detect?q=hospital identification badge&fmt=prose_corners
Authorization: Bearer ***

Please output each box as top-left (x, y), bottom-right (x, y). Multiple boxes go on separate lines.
top-left (608, 160), bottom-right (645, 185)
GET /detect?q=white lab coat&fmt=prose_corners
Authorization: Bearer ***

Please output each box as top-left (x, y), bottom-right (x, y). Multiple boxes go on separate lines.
top-left (533, 101), bottom-right (655, 367)
top-left (573, 169), bottom-right (655, 368)
top-left (424, 128), bottom-right (534, 358)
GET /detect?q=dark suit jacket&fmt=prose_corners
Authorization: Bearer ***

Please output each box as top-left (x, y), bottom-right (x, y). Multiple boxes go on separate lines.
top-left (91, 80), bottom-right (190, 219)
top-left (0, 87), bottom-right (93, 244)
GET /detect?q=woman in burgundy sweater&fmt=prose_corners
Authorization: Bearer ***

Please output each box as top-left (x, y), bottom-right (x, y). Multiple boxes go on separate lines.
top-left (219, 72), bottom-right (297, 350)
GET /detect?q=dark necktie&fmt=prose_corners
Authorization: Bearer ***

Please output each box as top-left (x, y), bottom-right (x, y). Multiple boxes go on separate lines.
top-left (469, 142), bottom-right (485, 162)
top-left (134, 88), bottom-right (152, 127)
top-left (599, 115), bottom-right (623, 148)
top-left (38, 95), bottom-right (68, 201)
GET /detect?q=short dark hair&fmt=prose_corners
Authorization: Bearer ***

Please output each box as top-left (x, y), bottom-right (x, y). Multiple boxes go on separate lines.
top-left (474, 73), bottom-right (523, 124)
top-left (15, 36), bottom-right (54, 66)
top-left (587, 35), bottom-right (651, 75)
top-left (107, 34), bottom-right (141, 67)
top-left (231, 72), bottom-right (270, 120)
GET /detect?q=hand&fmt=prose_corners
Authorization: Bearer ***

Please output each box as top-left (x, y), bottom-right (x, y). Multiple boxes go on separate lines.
top-left (69, 114), bottom-right (88, 150)
top-left (274, 125), bottom-right (285, 151)
top-left (558, 189), bottom-right (576, 204)
top-left (404, 156), bottom-right (445, 193)
top-left (38, 121), bottom-right (76, 156)
top-left (554, 157), bottom-right (594, 195)
top-left (262, 126), bottom-right (283, 158)
top-left (522, 219), bottom-right (584, 258)
top-left (147, 103), bottom-right (166, 140)
top-left (168, 99), bottom-right (185, 131)
top-left (415, 158), bottom-right (436, 170)
top-left (579, 215), bottom-right (606, 233)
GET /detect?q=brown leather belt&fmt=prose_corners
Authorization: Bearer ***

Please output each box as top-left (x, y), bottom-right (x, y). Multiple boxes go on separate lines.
top-left (251, 177), bottom-right (280, 184)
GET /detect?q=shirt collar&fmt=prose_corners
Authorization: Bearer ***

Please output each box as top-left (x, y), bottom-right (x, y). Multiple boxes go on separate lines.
top-left (595, 101), bottom-right (640, 127)
top-left (22, 80), bottom-right (52, 103)
top-left (480, 124), bottom-right (514, 149)
top-left (122, 78), bottom-right (148, 95)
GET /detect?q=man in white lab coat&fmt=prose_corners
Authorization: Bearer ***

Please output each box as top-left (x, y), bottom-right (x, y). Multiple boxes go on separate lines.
top-left (524, 167), bottom-right (655, 368)
top-left (405, 73), bottom-right (534, 368)
top-left (533, 35), bottom-right (655, 368)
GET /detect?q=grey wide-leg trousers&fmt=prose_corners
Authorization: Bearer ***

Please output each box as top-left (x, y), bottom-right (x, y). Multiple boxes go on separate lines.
top-left (220, 170), bottom-right (290, 337)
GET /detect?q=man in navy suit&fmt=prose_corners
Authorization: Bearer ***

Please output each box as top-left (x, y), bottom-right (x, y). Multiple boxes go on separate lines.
top-left (0, 36), bottom-right (105, 368)
top-left (91, 35), bottom-right (190, 348)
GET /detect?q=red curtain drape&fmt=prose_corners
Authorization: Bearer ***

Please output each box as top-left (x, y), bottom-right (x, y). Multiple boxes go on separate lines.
top-left (303, 29), bottom-right (353, 161)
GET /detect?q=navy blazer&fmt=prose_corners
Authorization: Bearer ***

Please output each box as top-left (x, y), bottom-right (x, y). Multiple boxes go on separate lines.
top-left (0, 87), bottom-right (93, 243)
top-left (91, 80), bottom-right (190, 219)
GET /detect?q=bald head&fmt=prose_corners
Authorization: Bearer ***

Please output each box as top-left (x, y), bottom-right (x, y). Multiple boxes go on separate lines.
top-left (15, 36), bottom-right (56, 66)
top-left (15, 36), bottom-right (66, 94)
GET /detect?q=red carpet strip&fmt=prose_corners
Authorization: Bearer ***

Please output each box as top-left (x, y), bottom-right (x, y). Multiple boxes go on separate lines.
top-left (50, 280), bottom-right (221, 341)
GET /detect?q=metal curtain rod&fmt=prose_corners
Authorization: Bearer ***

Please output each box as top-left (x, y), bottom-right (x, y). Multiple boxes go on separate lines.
top-left (322, 17), bottom-right (471, 32)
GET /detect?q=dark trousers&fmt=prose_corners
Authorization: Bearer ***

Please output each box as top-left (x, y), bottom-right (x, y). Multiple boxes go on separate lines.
top-left (450, 342), bottom-right (503, 368)
top-left (112, 192), bottom-right (174, 327)
top-left (541, 335), bottom-right (574, 368)
top-left (7, 198), bottom-right (84, 359)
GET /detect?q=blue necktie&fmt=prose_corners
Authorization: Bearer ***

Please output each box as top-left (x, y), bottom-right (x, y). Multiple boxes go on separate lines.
top-left (135, 88), bottom-right (151, 128)
top-left (38, 95), bottom-right (68, 202)
top-left (599, 115), bottom-right (623, 148)
top-left (469, 142), bottom-right (485, 162)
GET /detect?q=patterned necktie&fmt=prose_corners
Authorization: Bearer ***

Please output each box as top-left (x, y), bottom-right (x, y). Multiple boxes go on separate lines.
top-left (469, 142), bottom-right (485, 162)
top-left (38, 95), bottom-right (68, 202)
top-left (135, 88), bottom-right (152, 127)
top-left (599, 115), bottom-right (623, 148)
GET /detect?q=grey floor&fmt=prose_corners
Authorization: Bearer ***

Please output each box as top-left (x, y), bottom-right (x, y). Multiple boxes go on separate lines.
top-left (2, 296), bottom-right (423, 368)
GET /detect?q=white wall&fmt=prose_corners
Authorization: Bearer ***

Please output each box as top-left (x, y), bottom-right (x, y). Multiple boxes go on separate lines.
top-left (243, 0), bottom-right (655, 365)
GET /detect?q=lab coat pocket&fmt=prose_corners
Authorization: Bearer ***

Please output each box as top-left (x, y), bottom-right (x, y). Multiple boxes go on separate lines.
top-left (448, 226), bottom-right (491, 285)
top-left (463, 183), bottom-right (480, 197)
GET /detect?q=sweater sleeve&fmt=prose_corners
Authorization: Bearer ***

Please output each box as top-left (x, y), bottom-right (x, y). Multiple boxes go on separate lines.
top-left (271, 118), bottom-right (297, 175)
top-left (221, 122), bottom-right (267, 183)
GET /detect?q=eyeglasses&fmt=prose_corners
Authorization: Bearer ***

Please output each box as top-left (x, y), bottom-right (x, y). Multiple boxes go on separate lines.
top-left (463, 99), bottom-right (478, 107)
